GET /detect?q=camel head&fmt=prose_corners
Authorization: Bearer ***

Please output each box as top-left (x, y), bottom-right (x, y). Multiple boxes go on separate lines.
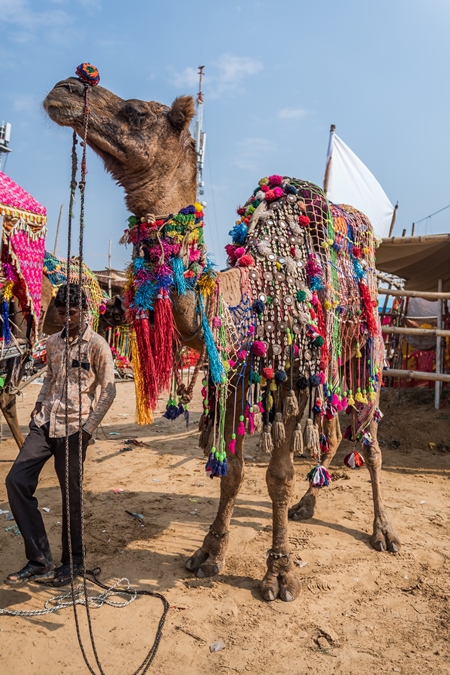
top-left (43, 77), bottom-right (197, 217)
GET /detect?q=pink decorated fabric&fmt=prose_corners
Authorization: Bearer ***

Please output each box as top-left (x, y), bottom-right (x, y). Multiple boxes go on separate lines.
top-left (0, 171), bottom-right (46, 216)
top-left (5, 229), bottom-right (46, 334)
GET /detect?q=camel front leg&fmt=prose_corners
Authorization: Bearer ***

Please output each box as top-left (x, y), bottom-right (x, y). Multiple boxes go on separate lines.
top-left (289, 414), bottom-right (342, 521)
top-left (185, 413), bottom-right (244, 578)
top-left (261, 414), bottom-right (300, 602)
top-left (363, 414), bottom-right (400, 553)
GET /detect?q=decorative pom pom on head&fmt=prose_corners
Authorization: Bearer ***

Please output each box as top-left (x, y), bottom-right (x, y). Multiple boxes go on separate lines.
top-left (76, 63), bottom-right (100, 86)
top-left (296, 375), bottom-right (309, 390)
top-left (275, 369), bottom-right (287, 383)
top-left (263, 367), bottom-right (274, 380)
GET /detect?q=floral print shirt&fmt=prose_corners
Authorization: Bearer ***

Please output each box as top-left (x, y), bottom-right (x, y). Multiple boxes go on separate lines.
top-left (34, 325), bottom-right (116, 437)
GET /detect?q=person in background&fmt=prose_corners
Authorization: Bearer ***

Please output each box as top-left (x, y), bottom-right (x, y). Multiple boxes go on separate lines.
top-left (5, 283), bottom-right (116, 587)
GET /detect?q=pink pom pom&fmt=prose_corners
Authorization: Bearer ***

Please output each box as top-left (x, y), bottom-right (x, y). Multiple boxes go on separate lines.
top-left (249, 325), bottom-right (255, 335)
top-left (273, 186), bottom-right (284, 198)
top-left (237, 420), bottom-right (246, 436)
top-left (260, 184), bottom-right (270, 193)
top-left (201, 387), bottom-right (207, 397)
top-left (235, 246), bottom-right (245, 258)
top-left (228, 359), bottom-right (236, 368)
top-left (212, 316), bottom-right (222, 328)
top-left (336, 400), bottom-right (343, 411)
top-left (294, 344), bottom-right (299, 356)
top-left (330, 393), bottom-right (339, 406)
top-left (228, 438), bottom-right (237, 454)
top-left (341, 396), bottom-right (348, 408)
top-left (258, 401), bottom-right (265, 413)
top-left (311, 292), bottom-right (319, 306)
top-left (265, 189), bottom-right (276, 201)
top-left (237, 254), bottom-right (254, 267)
top-left (237, 207), bottom-right (246, 216)
top-left (268, 174), bottom-right (283, 185)
top-left (251, 340), bottom-right (267, 357)
top-left (237, 350), bottom-right (247, 360)
top-left (319, 371), bottom-right (326, 384)
top-left (225, 244), bottom-right (238, 261)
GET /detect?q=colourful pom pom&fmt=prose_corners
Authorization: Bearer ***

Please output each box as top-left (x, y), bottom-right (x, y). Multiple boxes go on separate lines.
top-left (313, 336), bottom-right (325, 347)
top-left (268, 174), bottom-right (283, 185)
top-left (76, 63), bottom-right (100, 86)
top-left (306, 465), bottom-right (332, 487)
top-left (273, 187), bottom-right (284, 198)
top-left (296, 290), bottom-right (307, 302)
top-left (265, 189), bottom-right (276, 201)
top-left (344, 451), bottom-right (365, 469)
top-left (263, 367), bottom-right (274, 380)
top-left (298, 215), bottom-right (310, 227)
top-left (252, 340), bottom-right (267, 357)
top-left (237, 254), bottom-right (254, 267)
top-left (275, 370), bottom-right (287, 383)
top-left (253, 299), bottom-right (265, 314)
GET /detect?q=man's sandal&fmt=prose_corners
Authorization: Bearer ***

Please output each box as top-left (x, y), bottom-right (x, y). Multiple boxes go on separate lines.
top-left (51, 563), bottom-right (83, 587)
top-left (4, 564), bottom-right (54, 586)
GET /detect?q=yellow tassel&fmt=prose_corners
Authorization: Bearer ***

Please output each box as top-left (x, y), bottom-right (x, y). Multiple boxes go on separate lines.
top-left (270, 381), bottom-right (278, 392)
top-left (194, 202), bottom-right (203, 212)
top-left (285, 360), bottom-right (291, 370)
top-left (286, 330), bottom-right (293, 345)
top-left (362, 390), bottom-right (368, 404)
top-left (347, 391), bottom-right (355, 406)
top-left (3, 281), bottom-right (14, 302)
top-left (130, 332), bottom-right (154, 425)
top-left (355, 388), bottom-right (364, 403)
top-left (260, 376), bottom-right (266, 387)
top-left (197, 274), bottom-right (217, 297)
top-left (355, 342), bottom-right (362, 358)
top-left (267, 393), bottom-right (273, 412)
top-left (323, 300), bottom-right (332, 310)
top-left (369, 390), bottom-right (376, 402)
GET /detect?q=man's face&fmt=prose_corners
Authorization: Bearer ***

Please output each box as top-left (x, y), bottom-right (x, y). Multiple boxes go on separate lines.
top-left (56, 306), bottom-right (84, 333)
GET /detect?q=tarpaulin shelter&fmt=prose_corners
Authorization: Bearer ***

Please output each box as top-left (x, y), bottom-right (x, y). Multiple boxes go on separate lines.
top-left (0, 171), bottom-right (47, 340)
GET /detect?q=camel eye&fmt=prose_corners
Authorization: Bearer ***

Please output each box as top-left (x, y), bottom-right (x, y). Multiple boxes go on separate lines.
top-left (122, 103), bottom-right (148, 128)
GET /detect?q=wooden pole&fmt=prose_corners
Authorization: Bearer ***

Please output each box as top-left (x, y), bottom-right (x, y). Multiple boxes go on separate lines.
top-left (388, 202), bottom-right (398, 237)
top-left (378, 288), bottom-right (450, 300)
top-left (383, 368), bottom-right (450, 383)
top-left (323, 124), bottom-right (336, 196)
top-left (435, 278), bottom-right (443, 408)
top-left (382, 326), bottom-right (450, 338)
top-left (53, 204), bottom-right (64, 256)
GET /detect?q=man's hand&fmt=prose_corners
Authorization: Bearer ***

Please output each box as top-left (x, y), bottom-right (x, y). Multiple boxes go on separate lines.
top-left (82, 429), bottom-right (92, 445)
top-left (30, 402), bottom-right (42, 419)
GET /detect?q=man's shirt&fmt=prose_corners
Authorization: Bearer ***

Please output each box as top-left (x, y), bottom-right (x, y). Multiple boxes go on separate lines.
top-left (34, 324), bottom-right (116, 438)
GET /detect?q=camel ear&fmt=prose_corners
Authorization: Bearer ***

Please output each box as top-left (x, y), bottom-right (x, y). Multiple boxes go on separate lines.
top-left (167, 96), bottom-right (195, 131)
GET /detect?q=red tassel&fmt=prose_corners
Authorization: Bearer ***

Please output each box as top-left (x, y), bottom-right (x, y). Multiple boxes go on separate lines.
top-left (153, 294), bottom-right (175, 391)
top-left (248, 413), bottom-right (255, 434)
top-left (359, 282), bottom-right (378, 335)
top-left (228, 437), bottom-right (236, 454)
top-left (134, 317), bottom-right (158, 411)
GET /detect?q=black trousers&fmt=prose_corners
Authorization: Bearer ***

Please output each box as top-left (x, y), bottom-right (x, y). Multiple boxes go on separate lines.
top-left (5, 421), bottom-right (87, 572)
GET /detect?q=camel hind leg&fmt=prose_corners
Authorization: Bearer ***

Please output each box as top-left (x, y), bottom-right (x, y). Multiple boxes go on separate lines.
top-left (363, 407), bottom-right (400, 552)
top-left (288, 414), bottom-right (342, 521)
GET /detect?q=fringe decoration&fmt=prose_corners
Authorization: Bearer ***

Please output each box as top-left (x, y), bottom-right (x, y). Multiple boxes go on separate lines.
top-left (303, 418), bottom-right (320, 457)
top-left (171, 256), bottom-right (187, 295)
top-left (359, 282), bottom-right (378, 335)
top-left (201, 300), bottom-right (225, 385)
top-left (260, 424), bottom-right (273, 454)
top-left (153, 294), bottom-right (174, 391)
top-left (306, 465), bottom-right (332, 487)
top-left (228, 433), bottom-right (237, 454)
top-left (283, 389), bottom-right (299, 419)
top-left (271, 412), bottom-right (286, 445)
top-left (130, 326), bottom-right (154, 425)
top-left (237, 415), bottom-right (246, 436)
top-left (205, 447), bottom-right (228, 478)
top-left (1, 300), bottom-right (11, 344)
top-left (291, 422), bottom-right (304, 455)
top-left (344, 451), bottom-right (365, 469)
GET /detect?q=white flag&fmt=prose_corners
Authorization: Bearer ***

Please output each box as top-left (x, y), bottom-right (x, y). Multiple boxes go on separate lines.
top-left (326, 133), bottom-right (394, 238)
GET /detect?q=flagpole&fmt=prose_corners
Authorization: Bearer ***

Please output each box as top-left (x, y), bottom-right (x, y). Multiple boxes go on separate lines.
top-left (323, 124), bottom-right (336, 196)
top-left (388, 202), bottom-right (399, 237)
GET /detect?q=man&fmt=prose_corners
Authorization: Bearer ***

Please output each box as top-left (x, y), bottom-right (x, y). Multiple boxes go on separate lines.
top-left (5, 284), bottom-right (116, 586)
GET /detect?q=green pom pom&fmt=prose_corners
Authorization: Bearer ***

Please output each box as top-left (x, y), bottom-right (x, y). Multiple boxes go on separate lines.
top-left (239, 414), bottom-right (244, 422)
top-left (313, 336), bottom-right (325, 347)
top-left (297, 290), bottom-right (307, 302)
top-left (232, 433), bottom-right (236, 439)
top-left (251, 371), bottom-right (261, 384)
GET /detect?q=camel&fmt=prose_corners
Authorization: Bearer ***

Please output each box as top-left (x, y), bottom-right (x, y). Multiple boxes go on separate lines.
top-left (43, 74), bottom-right (400, 603)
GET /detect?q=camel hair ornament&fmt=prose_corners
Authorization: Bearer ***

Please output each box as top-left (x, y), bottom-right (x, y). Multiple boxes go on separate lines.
top-left (44, 67), bottom-right (400, 603)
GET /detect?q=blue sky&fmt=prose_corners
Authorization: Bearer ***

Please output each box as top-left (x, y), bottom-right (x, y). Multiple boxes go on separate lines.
top-left (1, 0), bottom-right (449, 271)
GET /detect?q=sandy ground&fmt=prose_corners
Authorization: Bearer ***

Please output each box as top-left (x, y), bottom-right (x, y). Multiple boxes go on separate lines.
top-left (0, 381), bottom-right (449, 675)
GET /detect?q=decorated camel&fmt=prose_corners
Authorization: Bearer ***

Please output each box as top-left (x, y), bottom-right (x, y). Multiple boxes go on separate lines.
top-left (43, 69), bottom-right (399, 603)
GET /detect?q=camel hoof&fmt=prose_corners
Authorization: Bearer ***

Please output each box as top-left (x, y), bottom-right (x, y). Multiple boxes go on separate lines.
top-left (389, 542), bottom-right (399, 553)
top-left (280, 589), bottom-right (294, 602)
top-left (185, 548), bottom-right (208, 573)
top-left (196, 561), bottom-right (222, 578)
top-left (288, 494), bottom-right (316, 521)
top-left (371, 539), bottom-right (386, 552)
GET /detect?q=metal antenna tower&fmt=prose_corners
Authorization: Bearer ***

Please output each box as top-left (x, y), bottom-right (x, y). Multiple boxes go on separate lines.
top-left (194, 66), bottom-right (206, 204)
top-left (0, 121), bottom-right (12, 172)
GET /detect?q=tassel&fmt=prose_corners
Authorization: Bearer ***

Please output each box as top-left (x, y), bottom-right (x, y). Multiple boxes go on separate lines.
top-left (248, 410), bottom-right (255, 434)
top-left (228, 433), bottom-right (237, 454)
top-left (1, 300), bottom-right (11, 344)
top-left (132, 319), bottom-right (157, 424)
top-left (205, 447), bottom-right (228, 479)
top-left (303, 418), bottom-right (320, 458)
top-left (253, 409), bottom-right (263, 432)
top-left (355, 387), bottom-right (364, 403)
top-left (283, 389), bottom-right (299, 419)
top-left (291, 422), bottom-right (304, 455)
top-left (171, 256), bottom-right (187, 295)
top-left (271, 412), bottom-right (286, 445)
top-left (347, 390), bottom-right (355, 406)
top-left (153, 294), bottom-right (174, 391)
top-left (237, 415), bottom-right (246, 436)
top-left (201, 300), bottom-right (225, 385)
top-left (260, 424), bottom-right (274, 454)
top-left (355, 342), bottom-right (362, 358)
top-left (266, 392), bottom-right (274, 412)
top-left (344, 451), bottom-right (365, 469)
top-left (319, 433), bottom-right (330, 454)
top-left (330, 393), bottom-right (339, 407)
top-left (306, 465), bottom-right (332, 487)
